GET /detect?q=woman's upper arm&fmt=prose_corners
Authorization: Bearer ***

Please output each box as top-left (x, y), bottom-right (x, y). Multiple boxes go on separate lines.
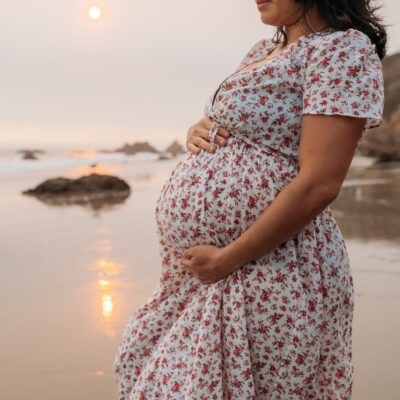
top-left (298, 29), bottom-right (385, 196)
top-left (299, 113), bottom-right (366, 197)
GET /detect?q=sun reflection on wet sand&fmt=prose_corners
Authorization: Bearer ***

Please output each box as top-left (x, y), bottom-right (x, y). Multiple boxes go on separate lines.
top-left (72, 163), bottom-right (121, 178)
top-left (65, 150), bottom-right (125, 178)
top-left (67, 150), bottom-right (98, 159)
top-left (91, 258), bottom-right (124, 337)
top-left (86, 245), bottom-right (124, 336)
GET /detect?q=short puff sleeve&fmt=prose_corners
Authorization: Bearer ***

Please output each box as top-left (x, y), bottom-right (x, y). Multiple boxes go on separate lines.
top-left (302, 29), bottom-right (384, 131)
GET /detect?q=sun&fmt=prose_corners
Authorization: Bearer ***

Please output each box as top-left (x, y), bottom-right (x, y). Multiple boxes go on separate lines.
top-left (88, 6), bottom-right (102, 20)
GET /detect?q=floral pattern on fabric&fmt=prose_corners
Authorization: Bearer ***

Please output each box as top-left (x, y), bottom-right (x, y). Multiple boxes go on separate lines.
top-left (113, 28), bottom-right (384, 399)
top-left (302, 29), bottom-right (384, 132)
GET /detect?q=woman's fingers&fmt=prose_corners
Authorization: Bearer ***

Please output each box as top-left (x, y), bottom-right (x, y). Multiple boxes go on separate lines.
top-left (192, 136), bottom-right (216, 153)
top-left (211, 130), bottom-right (229, 147)
top-left (187, 142), bottom-right (201, 155)
top-left (195, 125), bottom-right (229, 147)
top-left (202, 116), bottom-right (231, 139)
top-left (217, 127), bottom-right (231, 139)
top-left (181, 257), bottom-right (199, 278)
top-left (215, 133), bottom-right (228, 146)
top-left (202, 120), bottom-right (231, 143)
top-left (195, 126), bottom-right (214, 140)
top-left (186, 116), bottom-right (232, 154)
top-left (188, 127), bottom-right (216, 153)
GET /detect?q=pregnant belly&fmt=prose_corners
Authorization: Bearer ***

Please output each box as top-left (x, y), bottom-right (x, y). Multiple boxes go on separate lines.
top-left (155, 138), bottom-right (298, 251)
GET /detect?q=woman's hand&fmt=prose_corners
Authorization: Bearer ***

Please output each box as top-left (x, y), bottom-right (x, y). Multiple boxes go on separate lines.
top-left (186, 115), bottom-right (231, 155)
top-left (181, 244), bottom-right (237, 284)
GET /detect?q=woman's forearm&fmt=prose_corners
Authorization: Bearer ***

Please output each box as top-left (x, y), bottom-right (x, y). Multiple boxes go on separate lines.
top-left (219, 174), bottom-right (339, 272)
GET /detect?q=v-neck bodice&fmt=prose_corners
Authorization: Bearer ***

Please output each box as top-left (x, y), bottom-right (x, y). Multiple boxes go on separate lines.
top-left (204, 27), bottom-right (384, 157)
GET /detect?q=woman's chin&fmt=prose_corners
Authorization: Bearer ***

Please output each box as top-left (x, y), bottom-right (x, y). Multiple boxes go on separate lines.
top-left (259, 13), bottom-right (278, 26)
top-left (260, 14), bottom-right (279, 27)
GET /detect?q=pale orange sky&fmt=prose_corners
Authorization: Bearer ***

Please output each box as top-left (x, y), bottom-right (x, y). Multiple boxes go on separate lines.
top-left (0, 0), bottom-right (398, 150)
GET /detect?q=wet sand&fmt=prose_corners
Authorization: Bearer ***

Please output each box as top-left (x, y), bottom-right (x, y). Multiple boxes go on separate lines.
top-left (1, 155), bottom-right (399, 400)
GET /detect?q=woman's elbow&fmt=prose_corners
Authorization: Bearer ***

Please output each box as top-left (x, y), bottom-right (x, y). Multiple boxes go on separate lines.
top-left (297, 173), bottom-right (342, 210)
top-left (309, 180), bottom-right (342, 206)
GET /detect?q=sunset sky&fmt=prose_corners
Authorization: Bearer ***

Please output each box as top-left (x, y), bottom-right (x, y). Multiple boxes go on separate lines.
top-left (1, 0), bottom-right (398, 150)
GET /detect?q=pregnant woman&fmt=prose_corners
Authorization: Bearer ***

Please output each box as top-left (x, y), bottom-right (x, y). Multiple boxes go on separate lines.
top-left (114, 0), bottom-right (386, 398)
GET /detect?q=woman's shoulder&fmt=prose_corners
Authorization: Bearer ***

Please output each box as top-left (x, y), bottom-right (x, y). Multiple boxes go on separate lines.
top-left (252, 28), bottom-right (374, 54)
top-left (303, 27), bottom-right (382, 76)
top-left (236, 38), bottom-right (272, 69)
top-left (245, 37), bottom-right (271, 58)
top-left (307, 28), bottom-right (377, 55)
top-left (302, 27), bottom-right (384, 131)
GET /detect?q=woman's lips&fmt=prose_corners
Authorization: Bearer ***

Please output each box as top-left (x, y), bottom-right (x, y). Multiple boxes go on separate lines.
top-left (256, 0), bottom-right (271, 5)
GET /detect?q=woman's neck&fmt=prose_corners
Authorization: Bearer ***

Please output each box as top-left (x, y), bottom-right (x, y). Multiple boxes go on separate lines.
top-left (283, 10), bottom-right (330, 48)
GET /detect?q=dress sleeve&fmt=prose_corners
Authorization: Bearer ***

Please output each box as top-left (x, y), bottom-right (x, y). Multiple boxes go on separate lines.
top-left (302, 29), bottom-right (385, 131)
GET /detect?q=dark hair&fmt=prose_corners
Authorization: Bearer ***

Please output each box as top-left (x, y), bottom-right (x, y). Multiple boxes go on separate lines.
top-left (273, 0), bottom-right (388, 60)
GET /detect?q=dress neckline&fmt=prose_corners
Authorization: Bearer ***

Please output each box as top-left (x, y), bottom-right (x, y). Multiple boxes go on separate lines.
top-left (234, 27), bottom-right (337, 76)
top-left (210, 28), bottom-right (337, 109)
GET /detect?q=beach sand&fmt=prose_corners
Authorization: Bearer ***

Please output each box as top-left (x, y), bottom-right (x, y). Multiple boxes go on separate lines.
top-left (1, 154), bottom-right (399, 400)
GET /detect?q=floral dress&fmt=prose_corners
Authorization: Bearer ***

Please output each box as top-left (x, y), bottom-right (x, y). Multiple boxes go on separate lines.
top-left (113, 28), bottom-right (384, 399)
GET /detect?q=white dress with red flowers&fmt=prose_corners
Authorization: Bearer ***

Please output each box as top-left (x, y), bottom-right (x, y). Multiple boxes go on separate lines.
top-left (113, 28), bottom-right (384, 399)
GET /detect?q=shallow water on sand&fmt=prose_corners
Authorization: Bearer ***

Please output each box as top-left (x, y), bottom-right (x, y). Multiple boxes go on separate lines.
top-left (0, 155), bottom-right (399, 400)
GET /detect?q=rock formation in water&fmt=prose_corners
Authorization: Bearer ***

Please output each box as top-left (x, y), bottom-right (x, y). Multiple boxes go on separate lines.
top-left (21, 151), bottom-right (38, 160)
top-left (22, 173), bottom-right (130, 207)
top-left (158, 153), bottom-right (172, 160)
top-left (115, 141), bottom-right (159, 155)
top-left (358, 51), bottom-right (400, 162)
top-left (165, 140), bottom-right (186, 156)
top-left (17, 149), bottom-right (45, 160)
